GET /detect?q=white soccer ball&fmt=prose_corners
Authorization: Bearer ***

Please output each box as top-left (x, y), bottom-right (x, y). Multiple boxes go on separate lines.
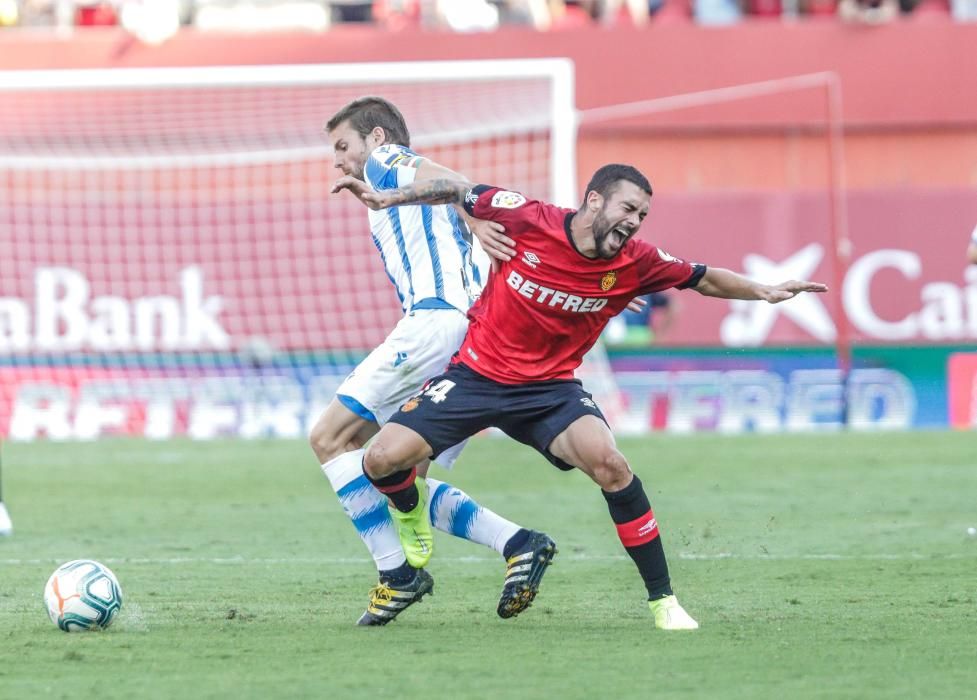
top-left (43, 560), bottom-right (123, 632)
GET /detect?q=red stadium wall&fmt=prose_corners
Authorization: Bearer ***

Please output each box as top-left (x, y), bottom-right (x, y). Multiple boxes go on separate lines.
top-left (3, 21), bottom-right (977, 126)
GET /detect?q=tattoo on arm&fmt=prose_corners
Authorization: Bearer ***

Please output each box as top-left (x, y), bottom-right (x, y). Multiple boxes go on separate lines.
top-left (387, 178), bottom-right (468, 207)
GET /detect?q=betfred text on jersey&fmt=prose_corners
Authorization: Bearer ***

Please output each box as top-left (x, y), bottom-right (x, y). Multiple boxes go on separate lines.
top-left (506, 270), bottom-right (608, 313)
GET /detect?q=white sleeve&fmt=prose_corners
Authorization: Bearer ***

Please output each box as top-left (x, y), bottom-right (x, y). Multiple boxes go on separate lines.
top-left (971, 223), bottom-right (977, 245)
top-left (364, 144), bottom-right (424, 192)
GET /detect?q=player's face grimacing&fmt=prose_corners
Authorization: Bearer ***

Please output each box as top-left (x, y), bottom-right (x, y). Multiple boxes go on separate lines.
top-left (328, 120), bottom-right (372, 180)
top-left (591, 181), bottom-right (650, 259)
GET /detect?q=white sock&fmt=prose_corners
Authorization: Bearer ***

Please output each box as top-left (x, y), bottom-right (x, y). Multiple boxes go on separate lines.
top-left (321, 449), bottom-right (406, 573)
top-left (426, 478), bottom-right (521, 557)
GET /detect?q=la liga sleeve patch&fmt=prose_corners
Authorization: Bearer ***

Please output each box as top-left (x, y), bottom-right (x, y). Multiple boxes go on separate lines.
top-left (490, 191), bottom-right (527, 209)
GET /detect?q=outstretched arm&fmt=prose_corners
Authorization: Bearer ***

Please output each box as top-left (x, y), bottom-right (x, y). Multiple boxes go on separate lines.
top-left (413, 162), bottom-right (515, 262)
top-left (694, 267), bottom-right (828, 303)
top-left (333, 175), bottom-right (468, 209)
top-left (333, 154), bottom-right (516, 262)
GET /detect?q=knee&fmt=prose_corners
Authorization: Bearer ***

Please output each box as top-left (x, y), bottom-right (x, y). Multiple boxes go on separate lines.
top-left (589, 450), bottom-right (632, 492)
top-left (363, 441), bottom-right (406, 480)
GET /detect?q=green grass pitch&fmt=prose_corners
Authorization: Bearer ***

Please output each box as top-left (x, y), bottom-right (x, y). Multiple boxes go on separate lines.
top-left (1, 432), bottom-right (975, 699)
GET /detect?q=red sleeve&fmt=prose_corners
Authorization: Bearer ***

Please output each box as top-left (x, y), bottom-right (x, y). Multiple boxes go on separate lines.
top-left (633, 240), bottom-right (707, 294)
top-left (463, 184), bottom-right (543, 231)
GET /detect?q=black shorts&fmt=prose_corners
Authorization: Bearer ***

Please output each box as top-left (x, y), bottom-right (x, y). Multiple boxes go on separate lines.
top-left (388, 362), bottom-right (608, 471)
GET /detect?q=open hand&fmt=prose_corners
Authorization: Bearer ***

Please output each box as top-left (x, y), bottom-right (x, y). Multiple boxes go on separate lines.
top-left (625, 297), bottom-right (648, 314)
top-left (331, 176), bottom-right (392, 210)
top-left (331, 175), bottom-right (371, 201)
top-left (470, 219), bottom-right (515, 262)
top-left (761, 280), bottom-right (829, 304)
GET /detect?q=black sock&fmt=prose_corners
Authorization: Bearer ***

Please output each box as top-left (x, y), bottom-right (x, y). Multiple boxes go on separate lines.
top-left (366, 466), bottom-right (419, 512)
top-left (379, 562), bottom-right (416, 586)
top-left (502, 528), bottom-right (532, 559)
top-left (603, 474), bottom-right (673, 600)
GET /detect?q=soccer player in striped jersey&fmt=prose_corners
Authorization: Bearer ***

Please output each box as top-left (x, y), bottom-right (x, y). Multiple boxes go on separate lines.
top-left (311, 97), bottom-right (545, 625)
top-left (338, 163), bottom-right (827, 629)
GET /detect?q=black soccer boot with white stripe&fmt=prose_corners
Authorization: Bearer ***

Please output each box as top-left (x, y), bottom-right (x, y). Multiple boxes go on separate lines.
top-left (356, 568), bottom-right (434, 626)
top-left (497, 530), bottom-right (557, 619)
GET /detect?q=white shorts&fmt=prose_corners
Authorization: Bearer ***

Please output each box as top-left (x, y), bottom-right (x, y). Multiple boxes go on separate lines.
top-left (336, 308), bottom-right (469, 469)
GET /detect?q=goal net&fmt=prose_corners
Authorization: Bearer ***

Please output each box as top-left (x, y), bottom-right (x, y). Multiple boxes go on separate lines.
top-left (0, 60), bottom-right (575, 441)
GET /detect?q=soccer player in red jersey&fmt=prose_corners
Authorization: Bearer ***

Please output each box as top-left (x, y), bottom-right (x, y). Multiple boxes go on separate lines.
top-left (334, 163), bottom-right (828, 629)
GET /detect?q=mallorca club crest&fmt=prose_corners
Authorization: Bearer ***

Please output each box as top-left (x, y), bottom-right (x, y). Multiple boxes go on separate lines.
top-left (400, 397), bottom-right (421, 413)
top-left (600, 271), bottom-right (618, 292)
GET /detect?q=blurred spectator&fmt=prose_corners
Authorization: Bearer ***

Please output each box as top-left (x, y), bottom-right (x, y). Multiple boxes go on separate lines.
top-left (0, 0), bottom-right (17, 25)
top-left (747, 0), bottom-right (780, 17)
top-left (604, 292), bottom-right (678, 347)
top-left (194, 1), bottom-right (330, 31)
top-left (838, 0), bottom-right (898, 22)
top-left (802, 0), bottom-right (839, 16)
top-left (909, 0), bottom-right (952, 16)
top-left (330, 0), bottom-right (372, 22)
top-left (373, 0), bottom-right (420, 28)
top-left (545, 0), bottom-right (599, 28)
top-left (75, 0), bottom-right (118, 25)
top-left (3, 0), bottom-right (975, 32)
top-left (600, 0), bottom-right (653, 24)
top-left (695, 0), bottom-right (743, 23)
top-left (435, 0), bottom-right (500, 31)
top-left (951, 0), bottom-right (977, 18)
top-left (652, 0), bottom-right (694, 21)
top-left (492, 0), bottom-right (565, 29)
top-left (13, 0), bottom-right (61, 27)
top-left (119, 0), bottom-right (184, 44)
top-left (967, 223), bottom-right (977, 265)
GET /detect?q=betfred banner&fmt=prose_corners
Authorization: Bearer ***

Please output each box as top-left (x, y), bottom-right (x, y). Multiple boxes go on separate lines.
top-left (0, 365), bottom-right (346, 441)
top-left (0, 349), bottom-right (947, 440)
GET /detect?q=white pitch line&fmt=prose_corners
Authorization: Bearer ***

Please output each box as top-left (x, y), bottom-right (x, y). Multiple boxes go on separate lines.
top-left (1, 552), bottom-right (975, 566)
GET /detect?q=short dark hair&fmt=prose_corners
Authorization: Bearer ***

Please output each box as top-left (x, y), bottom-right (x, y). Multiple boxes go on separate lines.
top-left (582, 164), bottom-right (652, 206)
top-left (326, 96), bottom-right (411, 147)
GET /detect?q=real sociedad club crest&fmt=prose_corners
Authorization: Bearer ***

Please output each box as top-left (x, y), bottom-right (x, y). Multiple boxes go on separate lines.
top-left (600, 271), bottom-right (618, 291)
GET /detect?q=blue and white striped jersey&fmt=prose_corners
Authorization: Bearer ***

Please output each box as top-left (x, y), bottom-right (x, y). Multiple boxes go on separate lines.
top-left (364, 143), bottom-right (488, 315)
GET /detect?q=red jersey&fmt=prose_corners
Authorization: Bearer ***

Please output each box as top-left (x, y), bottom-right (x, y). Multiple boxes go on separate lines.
top-left (456, 185), bottom-right (706, 384)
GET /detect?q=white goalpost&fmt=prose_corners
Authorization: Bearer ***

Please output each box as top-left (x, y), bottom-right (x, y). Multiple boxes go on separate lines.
top-left (0, 59), bottom-right (576, 443)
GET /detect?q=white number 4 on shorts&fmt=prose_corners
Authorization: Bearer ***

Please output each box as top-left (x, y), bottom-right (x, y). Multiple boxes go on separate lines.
top-left (423, 379), bottom-right (456, 404)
